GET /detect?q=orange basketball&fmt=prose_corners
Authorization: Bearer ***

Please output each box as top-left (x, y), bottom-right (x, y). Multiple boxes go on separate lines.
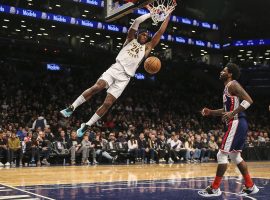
top-left (144, 56), bottom-right (161, 74)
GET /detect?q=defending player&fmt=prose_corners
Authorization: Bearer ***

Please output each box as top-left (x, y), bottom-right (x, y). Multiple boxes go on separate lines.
top-left (198, 63), bottom-right (259, 197)
top-left (60, 10), bottom-right (174, 136)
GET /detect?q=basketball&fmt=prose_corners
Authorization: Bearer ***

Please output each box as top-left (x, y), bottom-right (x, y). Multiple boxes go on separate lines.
top-left (144, 56), bottom-right (161, 74)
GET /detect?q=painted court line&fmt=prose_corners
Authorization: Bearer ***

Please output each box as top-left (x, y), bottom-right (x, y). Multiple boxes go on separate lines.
top-left (0, 183), bottom-right (55, 200)
top-left (0, 195), bottom-right (30, 199)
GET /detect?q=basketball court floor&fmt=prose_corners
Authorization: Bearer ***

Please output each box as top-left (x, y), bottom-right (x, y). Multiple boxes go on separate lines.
top-left (0, 162), bottom-right (269, 199)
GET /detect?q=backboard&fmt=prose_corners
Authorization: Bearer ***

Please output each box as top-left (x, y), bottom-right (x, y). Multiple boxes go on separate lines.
top-left (105, 0), bottom-right (155, 22)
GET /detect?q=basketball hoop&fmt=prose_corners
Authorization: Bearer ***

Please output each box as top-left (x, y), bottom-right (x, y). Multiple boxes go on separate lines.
top-left (146, 0), bottom-right (177, 25)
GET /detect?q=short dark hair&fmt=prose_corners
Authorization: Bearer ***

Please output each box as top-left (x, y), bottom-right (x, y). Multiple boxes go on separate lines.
top-left (137, 29), bottom-right (149, 36)
top-left (226, 63), bottom-right (240, 80)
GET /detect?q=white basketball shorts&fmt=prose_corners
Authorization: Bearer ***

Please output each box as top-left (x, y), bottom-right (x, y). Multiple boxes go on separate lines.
top-left (99, 62), bottom-right (131, 99)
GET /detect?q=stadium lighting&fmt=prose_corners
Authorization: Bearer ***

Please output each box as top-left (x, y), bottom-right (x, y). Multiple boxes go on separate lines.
top-left (247, 51), bottom-right (252, 53)
top-left (43, 33), bottom-right (48, 36)
top-left (27, 29), bottom-right (32, 32)
top-left (37, 33), bottom-right (42, 36)
top-left (173, 27), bottom-right (177, 30)
top-left (90, 40), bottom-right (95, 43)
top-left (51, 25), bottom-right (56, 28)
top-left (224, 56), bottom-right (229, 58)
top-left (82, 15), bottom-right (87, 17)
top-left (84, 10), bottom-right (89, 13)
top-left (106, 35), bottom-right (110, 38)
top-left (237, 55), bottom-right (242, 57)
top-left (259, 56), bottom-right (263, 59)
top-left (239, 50), bottom-right (244, 52)
top-left (15, 29), bottom-right (21, 32)
top-left (96, 32), bottom-right (101, 35)
top-left (40, 28), bottom-right (45, 31)
top-left (21, 25), bottom-right (26, 28)
top-left (117, 38), bottom-right (121, 40)
top-left (266, 58), bottom-right (270, 60)
top-left (265, 53), bottom-right (270, 55)
top-left (21, 20), bottom-right (25, 23)
top-left (4, 19), bottom-right (9, 22)
top-left (85, 35), bottom-right (90, 38)
top-left (56, 4), bottom-right (61, 7)
top-left (249, 57), bottom-right (253, 59)
top-left (162, 47), bottom-right (166, 50)
top-left (2, 26), bottom-right (8, 28)
top-left (192, 30), bottom-right (196, 33)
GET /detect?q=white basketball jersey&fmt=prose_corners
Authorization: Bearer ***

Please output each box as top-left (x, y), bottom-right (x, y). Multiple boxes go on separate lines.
top-left (116, 39), bottom-right (146, 76)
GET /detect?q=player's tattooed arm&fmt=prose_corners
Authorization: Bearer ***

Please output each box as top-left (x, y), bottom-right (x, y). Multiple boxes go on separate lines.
top-left (222, 82), bottom-right (253, 121)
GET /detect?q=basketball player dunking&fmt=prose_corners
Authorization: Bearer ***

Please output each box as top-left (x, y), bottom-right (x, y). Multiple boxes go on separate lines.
top-left (60, 11), bottom-right (174, 136)
top-left (198, 63), bottom-right (259, 197)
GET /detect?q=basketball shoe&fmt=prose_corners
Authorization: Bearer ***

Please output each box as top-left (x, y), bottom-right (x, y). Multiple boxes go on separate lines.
top-left (60, 105), bottom-right (74, 118)
top-left (77, 123), bottom-right (89, 137)
top-left (198, 185), bottom-right (222, 197)
top-left (238, 184), bottom-right (259, 196)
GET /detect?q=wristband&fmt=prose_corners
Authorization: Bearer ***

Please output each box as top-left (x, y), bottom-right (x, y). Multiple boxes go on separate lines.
top-left (240, 100), bottom-right (251, 109)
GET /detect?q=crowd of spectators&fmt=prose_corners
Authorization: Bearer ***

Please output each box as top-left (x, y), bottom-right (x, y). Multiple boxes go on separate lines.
top-left (0, 61), bottom-right (269, 167)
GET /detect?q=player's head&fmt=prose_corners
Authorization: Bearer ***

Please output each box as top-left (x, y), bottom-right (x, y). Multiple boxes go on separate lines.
top-left (220, 63), bottom-right (240, 81)
top-left (137, 29), bottom-right (149, 44)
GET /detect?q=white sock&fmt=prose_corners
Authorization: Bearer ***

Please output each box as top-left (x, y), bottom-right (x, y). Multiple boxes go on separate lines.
top-left (86, 113), bottom-right (101, 126)
top-left (72, 95), bottom-right (86, 110)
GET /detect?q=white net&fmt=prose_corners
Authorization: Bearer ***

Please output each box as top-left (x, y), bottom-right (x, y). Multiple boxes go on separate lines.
top-left (147, 0), bottom-right (177, 25)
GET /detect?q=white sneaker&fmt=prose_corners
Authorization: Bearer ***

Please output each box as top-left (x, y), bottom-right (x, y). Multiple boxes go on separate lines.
top-left (5, 162), bottom-right (10, 167)
top-left (0, 162), bottom-right (4, 167)
top-left (238, 184), bottom-right (259, 196)
top-left (168, 158), bottom-right (174, 164)
top-left (198, 185), bottom-right (222, 197)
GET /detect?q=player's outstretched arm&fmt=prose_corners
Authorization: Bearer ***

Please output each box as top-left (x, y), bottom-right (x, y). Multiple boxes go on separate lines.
top-left (124, 13), bottom-right (151, 46)
top-left (201, 108), bottom-right (224, 117)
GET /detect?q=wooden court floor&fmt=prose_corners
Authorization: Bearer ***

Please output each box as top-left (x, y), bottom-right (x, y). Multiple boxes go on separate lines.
top-left (1, 161), bottom-right (270, 187)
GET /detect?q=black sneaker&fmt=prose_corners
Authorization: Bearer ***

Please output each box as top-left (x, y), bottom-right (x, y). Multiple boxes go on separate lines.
top-left (239, 184), bottom-right (259, 196)
top-left (198, 185), bottom-right (222, 197)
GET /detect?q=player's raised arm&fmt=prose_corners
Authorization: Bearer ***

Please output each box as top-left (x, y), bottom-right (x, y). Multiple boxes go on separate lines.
top-left (145, 13), bottom-right (171, 55)
top-left (124, 13), bottom-right (151, 46)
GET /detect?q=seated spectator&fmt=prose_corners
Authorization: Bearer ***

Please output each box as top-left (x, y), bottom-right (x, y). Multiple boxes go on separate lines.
top-left (44, 126), bottom-right (55, 142)
top-left (157, 134), bottom-right (170, 163)
top-left (184, 136), bottom-right (195, 163)
top-left (37, 131), bottom-right (50, 166)
top-left (25, 135), bottom-right (40, 166)
top-left (8, 132), bottom-right (22, 167)
top-left (78, 133), bottom-right (92, 165)
top-left (0, 131), bottom-right (10, 167)
top-left (137, 133), bottom-right (149, 163)
top-left (127, 134), bottom-right (139, 163)
top-left (169, 134), bottom-right (186, 163)
top-left (193, 135), bottom-right (202, 162)
top-left (67, 130), bottom-right (82, 165)
top-left (208, 135), bottom-right (218, 160)
top-left (105, 133), bottom-right (118, 163)
top-left (148, 134), bottom-right (158, 164)
top-left (200, 134), bottom-right (210, 162)
top-left (92, 134), bottom-right (113, 163)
